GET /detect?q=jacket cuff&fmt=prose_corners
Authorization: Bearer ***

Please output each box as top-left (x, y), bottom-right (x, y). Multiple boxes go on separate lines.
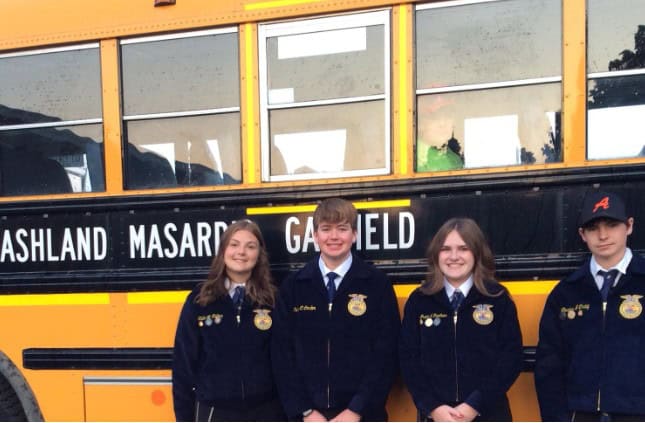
top-left (464, 390), bottom-right (483, 414)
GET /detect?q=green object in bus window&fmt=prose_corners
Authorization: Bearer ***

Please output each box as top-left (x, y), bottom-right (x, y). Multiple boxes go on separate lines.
top-left (419, 145), bottom-right (464, 172)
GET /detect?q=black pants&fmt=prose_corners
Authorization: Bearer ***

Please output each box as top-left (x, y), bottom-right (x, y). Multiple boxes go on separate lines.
top-left (572, 411), bottom-right (645, 422)
top-left (195, 398), bottom-right (286, 422)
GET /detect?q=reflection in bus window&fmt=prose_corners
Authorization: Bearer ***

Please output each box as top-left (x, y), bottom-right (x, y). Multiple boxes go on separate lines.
top-left (120, 29), bottom-right (241, 189)
top-left (259, 11), bottom-right (390, 181)
top-left (0, 123), bottom-right (104, 196)
top-left (268, 102), bottom-right (385, 177)
top-left (0, 46), bottom-right (105, 196)
top-left (415, 0), bottom-right (562, 172)
top-left (416, 85), bottom-right (561, 172)
top-left (123, 114), bottom-right (241, 189)
top-left (587, 0), bottom-right (645, 160)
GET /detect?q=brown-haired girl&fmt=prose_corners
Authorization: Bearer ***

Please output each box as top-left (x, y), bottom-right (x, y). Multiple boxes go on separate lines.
top-left (399, 217), bottom-right (523, 421)
top-left (172, 220), bottom-right (285, 421)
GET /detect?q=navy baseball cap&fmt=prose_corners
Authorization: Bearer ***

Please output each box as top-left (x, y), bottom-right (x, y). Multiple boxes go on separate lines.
top-left (578, 191), bottom-right (629, 227)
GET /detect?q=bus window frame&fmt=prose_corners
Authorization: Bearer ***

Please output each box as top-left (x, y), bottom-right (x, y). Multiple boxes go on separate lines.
top-left (414, 0), bottom-right (563, 172)
top-left (257, 9), bottom-right (392, 182)
top-left (119, 27), bottom-right (243, 190)
top-left (0, 42), bottom-right (104, 196)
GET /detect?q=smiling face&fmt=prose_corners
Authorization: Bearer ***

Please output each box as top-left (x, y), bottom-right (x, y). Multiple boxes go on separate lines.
top-left (579, 217), bottom-right (633, 269)
top-left (314, 220), bottom-right (357, 269)
top-left (438, 230), bottom-right (475, 288)
top-left (223, 229), bottom-right (260, 283)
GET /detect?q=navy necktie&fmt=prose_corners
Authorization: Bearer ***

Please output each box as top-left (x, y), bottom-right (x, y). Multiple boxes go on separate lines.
top-left (450, 289), bottom-right (464, 312)
top-left (598, 269), bottom-right (618, 302)
top-left (232, 285), bottom-right (245, 307)
top-left (326, 272), bottom-right (338, 303)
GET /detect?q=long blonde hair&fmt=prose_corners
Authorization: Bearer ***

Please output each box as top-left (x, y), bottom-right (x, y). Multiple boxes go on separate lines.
top-left (196, 220), bottom-right (275, 307)
top-left (421, 217), bottom-right (501, 297)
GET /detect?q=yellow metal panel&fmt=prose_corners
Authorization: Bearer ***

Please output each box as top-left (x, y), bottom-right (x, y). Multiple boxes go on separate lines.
top-left (245, 0), bottom-right (326, 10)
top-left (100, 39), bottom-right (125, 194)
top-left (241, 23), bottom-right (261, 185)
top-left (127, 291), bottom-right (189, 305)
top-left (247, 199), bottom-right (411, 215)
top-left (392, 5), bottom-right (414, 176)
top-left (0, 293), bottom-right (110, 306)
top-left (84, 379), bottom-right (173, 421)
top-left (562, 0), bottom-right (587, 164)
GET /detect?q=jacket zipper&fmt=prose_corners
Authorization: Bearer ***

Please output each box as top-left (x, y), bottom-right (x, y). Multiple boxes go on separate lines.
top-left (327, 300), bottom-right (333, 408)
top-left (597, 298), bottom-right (608, 412)
top-left (453, 309), bottom-right (459, 402)
top-left (236, 302), bottom-right (245, 400)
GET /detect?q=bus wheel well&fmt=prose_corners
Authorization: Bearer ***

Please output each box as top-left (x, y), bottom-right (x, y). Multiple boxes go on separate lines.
top-left (0, 352), bottom-right (42, 422)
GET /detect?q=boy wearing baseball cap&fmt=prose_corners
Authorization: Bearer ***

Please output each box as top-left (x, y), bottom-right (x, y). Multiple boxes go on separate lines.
top-left (535, 191), bottom-right (645, 421)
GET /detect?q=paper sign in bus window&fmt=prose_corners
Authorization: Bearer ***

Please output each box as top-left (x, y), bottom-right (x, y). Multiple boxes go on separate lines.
top-left (206, 139), bottom-right (224, 180)
top-left (588, 104), bottom-right (645, 160)
top-left (464, 115), bottom-right (520, 168)
top-left (277, 28), bottom-right (366, 60)
top-left (141, 143), bottom-right (176, 174)
top-left (274, 129), bottom-right (346, 175)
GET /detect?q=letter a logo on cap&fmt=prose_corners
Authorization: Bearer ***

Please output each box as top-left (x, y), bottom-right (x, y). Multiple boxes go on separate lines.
top-left (593, 196), bottom-right (610, 213)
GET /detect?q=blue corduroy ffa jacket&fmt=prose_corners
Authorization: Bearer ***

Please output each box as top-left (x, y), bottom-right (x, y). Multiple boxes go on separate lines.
top-left (271, 254), bottom-right (401, 421)
top-left (172, 287), bottom-right (280, 421)
top-left (535, 253), bottom-right (645, 421)
top-left (399, 283), bottom-right (522, 421)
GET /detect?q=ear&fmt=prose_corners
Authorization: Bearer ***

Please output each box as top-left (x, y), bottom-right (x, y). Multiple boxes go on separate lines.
top-left (578, 227), bottom-right (588, 243)
top-left (626, 217), bottom-right (634, 236)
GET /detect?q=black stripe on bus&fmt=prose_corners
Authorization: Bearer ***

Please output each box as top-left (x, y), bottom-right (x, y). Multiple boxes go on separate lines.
top-left (23, 347), bottom-right (537, 372)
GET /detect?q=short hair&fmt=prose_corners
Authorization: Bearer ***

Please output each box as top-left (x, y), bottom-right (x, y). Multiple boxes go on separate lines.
top-left (421, 217), bottom-right (500, 297)
top-left (313, 198), bottom-right (357, 231)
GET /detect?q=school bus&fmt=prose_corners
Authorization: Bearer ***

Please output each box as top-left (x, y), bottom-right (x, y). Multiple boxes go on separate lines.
top-left (1, 0), bottom-right (645, 420)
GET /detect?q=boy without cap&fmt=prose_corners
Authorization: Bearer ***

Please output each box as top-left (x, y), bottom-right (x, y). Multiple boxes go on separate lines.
top-left (272, 198), bottom-right (400, 422)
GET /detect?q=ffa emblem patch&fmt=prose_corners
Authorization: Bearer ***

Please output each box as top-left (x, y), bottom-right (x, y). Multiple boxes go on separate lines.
top-left (619, 295), bottom-right (643, 319)
top-left (347, 294), bottom-right (367, 316)
top-left (253, 309), bottom-right (272, 330)
top-left (472, 304), bottom-right (494, 325)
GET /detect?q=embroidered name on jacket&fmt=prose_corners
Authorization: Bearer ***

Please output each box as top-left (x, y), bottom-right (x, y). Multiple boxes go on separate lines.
top-left (559, 304), bottom-right (590, 320)
top-left (419, 313), bottom-right (448, 327)
top-left (293, 305), bottom-right (317, 312)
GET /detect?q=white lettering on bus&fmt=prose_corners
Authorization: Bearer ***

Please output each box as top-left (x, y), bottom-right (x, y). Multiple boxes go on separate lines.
top-left (0, 226), bottom-right (108, 263)
top-left (128, 221), bottom-right (229, 259)
top-left (286, 211), bottom-right (416, 254)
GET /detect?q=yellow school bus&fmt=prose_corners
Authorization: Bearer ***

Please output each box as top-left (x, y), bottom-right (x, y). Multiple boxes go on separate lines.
top-left (1, 0), bottom-right (645, 420)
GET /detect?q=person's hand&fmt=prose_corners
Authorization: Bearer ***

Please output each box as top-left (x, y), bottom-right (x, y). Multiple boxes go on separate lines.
top-left (454, 403), bottom-right (479, 422)
top-left (330, 408), bottom-right (361, 422)
top-left (429, 405), bottom-right (463, 422)
top-left (304, 410), bottom-right (328, 422)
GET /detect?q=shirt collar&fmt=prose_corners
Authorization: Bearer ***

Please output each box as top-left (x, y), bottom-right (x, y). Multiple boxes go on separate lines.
top-left (589, 247), bottom-right (632, 276)
top-left (444, 276), bottom-right (474, 299)
top-left (225, 278), bottom-right (247, 297)
top-left (319, 253), bottom-right (353, 282)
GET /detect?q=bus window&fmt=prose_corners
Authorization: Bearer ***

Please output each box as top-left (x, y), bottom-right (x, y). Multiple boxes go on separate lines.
top-left (259, 11), bottom-right (391, 181)
top-left (415, 0), bottom-right (562, 172)
top-left (587, 0), bottom-right (645, 161)
top-left (120, 28), bottom-right (241, 189)
top-left (0, 45), bottom-right (104, 195)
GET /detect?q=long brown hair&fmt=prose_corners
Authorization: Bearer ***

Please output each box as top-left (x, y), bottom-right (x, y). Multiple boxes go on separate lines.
top-left (421, 217), bottom-right (500, 297)
top-left (196, 220), bottom-right (275, 307)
